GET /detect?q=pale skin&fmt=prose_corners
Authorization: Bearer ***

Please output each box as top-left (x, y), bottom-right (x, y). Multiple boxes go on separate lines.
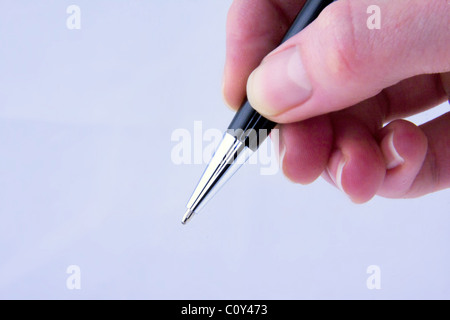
top-left (222, 0), bottom-right (450, 203)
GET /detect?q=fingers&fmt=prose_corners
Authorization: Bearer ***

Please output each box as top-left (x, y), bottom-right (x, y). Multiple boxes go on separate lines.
top-left (223, 0), bottom-right (305, 109)
top-left (279, 73), bottom-right (448, 201)
top-left (378, 114), bottom-right (450, 198)
top-left (406, 112), bottom-right (450, 197)
top-left (325, 116), bottom-right (386, 203)
top-left (280, 115), bottom-right (333, 185)
top-left (377, 120), bottom-right (428, 198)
top-left (246, 0), bottom-right (450, 123)
top-left (281, 112), bottom-right (387, 203)
top-left (282, 113), bottom-right (450, 201)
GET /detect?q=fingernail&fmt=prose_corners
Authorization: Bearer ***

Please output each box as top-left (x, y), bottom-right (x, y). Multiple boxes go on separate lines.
top-left (382, 131), bottom-right (405, 170)
top-left (327, 150), bottom-right (347, 192)
top-left (247, 46), bottom-right (312, 117)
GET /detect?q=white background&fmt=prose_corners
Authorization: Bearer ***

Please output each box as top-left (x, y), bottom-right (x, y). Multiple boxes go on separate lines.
top-left (0, 0), bottom-right (449, 299)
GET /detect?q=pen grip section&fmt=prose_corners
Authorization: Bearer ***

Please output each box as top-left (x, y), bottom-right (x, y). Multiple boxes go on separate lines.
top-left (227, 100), bottom-right (276, 152)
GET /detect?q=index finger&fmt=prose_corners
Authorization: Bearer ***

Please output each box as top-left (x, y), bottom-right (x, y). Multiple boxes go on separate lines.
top-left (223, 0), bottom-right (306, 110)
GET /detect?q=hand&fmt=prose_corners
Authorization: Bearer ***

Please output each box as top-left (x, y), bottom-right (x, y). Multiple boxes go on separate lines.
top-left (222, 0), bottom-right (450, 202)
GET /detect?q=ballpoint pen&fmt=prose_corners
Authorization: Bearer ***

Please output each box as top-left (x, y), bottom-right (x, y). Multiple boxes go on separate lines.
top-left (182, 0), bottom-right (334, 224)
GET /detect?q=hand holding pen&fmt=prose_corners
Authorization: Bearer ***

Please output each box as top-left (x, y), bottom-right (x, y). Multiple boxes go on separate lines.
top-left (223, 0), bottom-right (450, 202)
top-left (184, 0), bottom-right (450, 223)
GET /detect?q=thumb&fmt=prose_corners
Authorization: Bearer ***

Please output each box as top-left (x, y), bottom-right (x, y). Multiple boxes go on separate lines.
top-left (246, 0), bottom-right (450, 123)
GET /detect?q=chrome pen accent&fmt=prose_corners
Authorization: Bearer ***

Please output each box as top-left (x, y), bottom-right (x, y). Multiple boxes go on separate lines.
top-left (182, 132), bottom-right (255, 224)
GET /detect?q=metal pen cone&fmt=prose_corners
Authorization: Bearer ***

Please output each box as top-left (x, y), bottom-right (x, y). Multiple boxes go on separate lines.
top-left (182, 133), bottom-right (254, 223)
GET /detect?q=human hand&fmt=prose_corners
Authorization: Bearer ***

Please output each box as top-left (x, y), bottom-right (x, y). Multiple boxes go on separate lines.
top-left (222, 0), bottom-right (450, 202)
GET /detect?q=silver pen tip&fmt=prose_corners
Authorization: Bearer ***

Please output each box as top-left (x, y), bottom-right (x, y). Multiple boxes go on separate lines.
top-left (181, 209), bottom-right (195, 225)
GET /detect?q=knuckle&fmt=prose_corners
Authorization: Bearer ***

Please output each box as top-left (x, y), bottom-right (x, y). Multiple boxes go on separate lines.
top-left (317, 2), bottom-right (367, 82)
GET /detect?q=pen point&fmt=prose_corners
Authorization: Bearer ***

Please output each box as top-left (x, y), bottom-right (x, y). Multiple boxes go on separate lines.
top-left (181, 209), bottom-right (195, 225)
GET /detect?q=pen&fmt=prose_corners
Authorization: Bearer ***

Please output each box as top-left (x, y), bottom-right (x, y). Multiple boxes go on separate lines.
top-left (182, 0), bottom-right (334, 224)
